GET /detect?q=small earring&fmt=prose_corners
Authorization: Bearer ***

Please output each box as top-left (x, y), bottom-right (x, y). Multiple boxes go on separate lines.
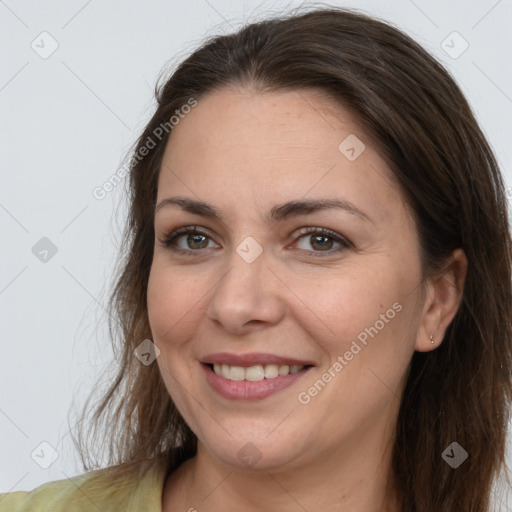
top-left (430, 334), bottom-right (434, 345)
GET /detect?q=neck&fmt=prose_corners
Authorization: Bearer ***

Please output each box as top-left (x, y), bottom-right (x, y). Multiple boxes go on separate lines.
top-left (162, 414), bottom-right (401, 511)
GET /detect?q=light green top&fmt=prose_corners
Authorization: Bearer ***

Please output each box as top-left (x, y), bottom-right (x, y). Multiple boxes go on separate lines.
top-left (0, 460), bottom-right (167, 512)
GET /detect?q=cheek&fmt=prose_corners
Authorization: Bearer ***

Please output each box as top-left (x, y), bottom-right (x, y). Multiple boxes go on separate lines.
top-left (288, 262), bottom-right (420, 406)
top-left (147, 260), bottom-right (212, 431)
top-left (147, 258), bottom-right (206, 342)
top-left (290, 265), bottom-right (407, 346)
top-left (297, 276), bottom-right (417, 415)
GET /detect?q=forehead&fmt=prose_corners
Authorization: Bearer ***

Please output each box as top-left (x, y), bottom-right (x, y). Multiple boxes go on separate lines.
top-left (157, 87), bottom-right (404, 225)
top-left (164, 87), bottom-right (368, 165)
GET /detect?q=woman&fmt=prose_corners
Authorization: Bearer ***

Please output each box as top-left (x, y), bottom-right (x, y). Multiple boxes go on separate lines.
top-left (2, 5), bottom-right (510, 511)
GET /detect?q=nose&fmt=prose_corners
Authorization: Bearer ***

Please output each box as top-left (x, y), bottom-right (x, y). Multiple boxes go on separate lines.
top-left (205, 245), bottom-right (286, 335)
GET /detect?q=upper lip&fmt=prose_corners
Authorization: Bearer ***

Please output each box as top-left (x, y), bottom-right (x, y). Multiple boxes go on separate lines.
top-left (201, 352), bottom-right (315, 367)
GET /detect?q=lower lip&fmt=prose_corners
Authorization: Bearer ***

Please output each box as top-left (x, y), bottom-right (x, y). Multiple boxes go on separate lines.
top-left (202, 364), bottom-right (312, 400)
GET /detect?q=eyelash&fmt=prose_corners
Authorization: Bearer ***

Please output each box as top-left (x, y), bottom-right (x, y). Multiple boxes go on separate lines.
top-left (159, 225), bottom-right (352, 257)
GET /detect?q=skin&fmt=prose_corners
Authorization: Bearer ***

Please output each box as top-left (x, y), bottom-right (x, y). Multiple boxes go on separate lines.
top-left (147, 86), bottom-right (467, 511)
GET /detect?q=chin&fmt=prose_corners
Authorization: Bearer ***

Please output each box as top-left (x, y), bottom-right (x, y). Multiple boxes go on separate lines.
top-left (194, 421), bottom-right (314, 472)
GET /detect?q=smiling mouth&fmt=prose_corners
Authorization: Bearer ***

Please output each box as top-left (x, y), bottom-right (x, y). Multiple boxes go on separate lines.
top-left (206, 363), bottom-right (312, 381)
top-left (202, 358), bottom-right (314, 400)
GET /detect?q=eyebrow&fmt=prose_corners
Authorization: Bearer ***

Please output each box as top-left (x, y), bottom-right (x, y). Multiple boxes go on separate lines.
top-left (154, 196), bottom-right (373, 224)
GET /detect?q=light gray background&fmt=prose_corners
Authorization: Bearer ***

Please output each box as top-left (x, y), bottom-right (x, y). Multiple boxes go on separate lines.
top-left (1, 0), bottom-right (511, 506)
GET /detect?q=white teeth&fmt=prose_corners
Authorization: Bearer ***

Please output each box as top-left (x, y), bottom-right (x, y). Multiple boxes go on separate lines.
top-left (264, 364), bottom-right (279, 379)
top-left (278, 365), bottom-right (289, 376)
top-left (229, 366), bottom-right (245, 381)
top-left (245, 365), bottom-right (265, 381)
top-left (211, 363), bottom-right (306, 381)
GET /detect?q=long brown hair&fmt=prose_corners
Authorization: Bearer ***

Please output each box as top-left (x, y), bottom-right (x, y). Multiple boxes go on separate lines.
top-left (73, 5), bottom-right (512, 510)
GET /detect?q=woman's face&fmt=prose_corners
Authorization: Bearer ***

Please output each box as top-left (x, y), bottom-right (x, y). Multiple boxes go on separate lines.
top-left (147, 87), bottom-right (427, 471)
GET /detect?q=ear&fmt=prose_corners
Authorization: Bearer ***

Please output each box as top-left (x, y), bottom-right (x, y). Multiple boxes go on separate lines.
top-left (415, 248), bottom-right (468, 352)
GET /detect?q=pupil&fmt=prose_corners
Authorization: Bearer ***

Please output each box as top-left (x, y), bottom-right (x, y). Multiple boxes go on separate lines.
top-left (313, 235), bottom-right (332, 250)
top-left (190, 234), bottom-right (207, 248)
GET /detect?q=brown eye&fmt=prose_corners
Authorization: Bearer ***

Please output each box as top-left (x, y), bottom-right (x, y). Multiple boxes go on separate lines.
top-left (294, 227), bottom-right (351, 254)
top-left (183, 233), bottom-right (209, 250)
top-left (161, 227), bottom-right (219, 254)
